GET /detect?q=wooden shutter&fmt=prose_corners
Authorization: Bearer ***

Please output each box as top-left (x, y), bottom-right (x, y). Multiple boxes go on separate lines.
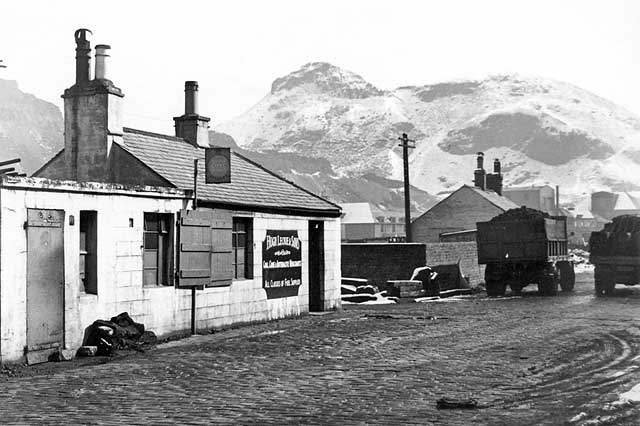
top-left (245, 220), bottom-right (254, 279)
top-left (210, 210), bottom-right (233, 286)
top-left (176, 209), bottom-right (212, 288)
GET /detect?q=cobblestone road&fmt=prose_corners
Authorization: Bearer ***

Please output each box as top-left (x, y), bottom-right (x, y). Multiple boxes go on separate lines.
top-left (2, 273), bottom-right (640, 425)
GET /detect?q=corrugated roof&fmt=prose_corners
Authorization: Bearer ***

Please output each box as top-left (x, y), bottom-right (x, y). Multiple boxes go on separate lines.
top-left (119, 128), bottom-right (340, 215)
top-left (465, 185), bottom-right (519, 211)
top-left (340, 203), bottom-right (375, 224)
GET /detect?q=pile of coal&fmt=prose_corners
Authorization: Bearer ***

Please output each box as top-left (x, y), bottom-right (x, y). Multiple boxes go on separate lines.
top-left (589, 215), bottom-right (640, 256)
top-left (83, 312), bottom-right (157, 356)
top-left (489, 206), bottom-right (549, 222)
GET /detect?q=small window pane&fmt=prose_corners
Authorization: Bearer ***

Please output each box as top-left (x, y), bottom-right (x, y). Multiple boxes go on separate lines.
top-left (144, 214), bottom-right (158, 232)
top-left (144, 232), bottom-right (158, 249)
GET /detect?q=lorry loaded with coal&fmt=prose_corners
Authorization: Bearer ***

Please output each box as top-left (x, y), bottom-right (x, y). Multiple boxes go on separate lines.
top-left (476, 207), bottom-right (575, 296)
top-left (589, 215), bottom-right (640, 296)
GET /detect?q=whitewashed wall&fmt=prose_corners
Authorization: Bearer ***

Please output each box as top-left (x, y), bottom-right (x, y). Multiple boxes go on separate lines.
top-left (0, 180), bottom-right (341, 363)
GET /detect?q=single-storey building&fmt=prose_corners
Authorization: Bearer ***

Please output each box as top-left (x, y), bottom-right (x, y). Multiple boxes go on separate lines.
top-left (0, 30), bottom-right (341, 364)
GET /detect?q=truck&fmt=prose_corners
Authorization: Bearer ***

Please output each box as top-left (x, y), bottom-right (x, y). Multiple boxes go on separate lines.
top-left (589, 215), bottom-right (640, 296)
top-left (476, 207), bottom-right (575, 297)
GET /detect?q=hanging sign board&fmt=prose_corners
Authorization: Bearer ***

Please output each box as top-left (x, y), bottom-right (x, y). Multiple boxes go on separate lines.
top-left (262, 230), bottom-right (302, 299)
top-left (205, 147), bottom-right (231, 184)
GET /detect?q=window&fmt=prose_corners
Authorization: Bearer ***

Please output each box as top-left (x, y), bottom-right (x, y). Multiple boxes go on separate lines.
top-left (232, 217), bottom-right (253, 280)
top-left (80, 211), bottom-right (97, 294)
top-left (143, 213), bottom-right (174, 286)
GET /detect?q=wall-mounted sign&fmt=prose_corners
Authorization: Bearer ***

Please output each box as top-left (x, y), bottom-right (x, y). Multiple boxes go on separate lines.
top-left (205, 147), bottom-right (231, 184)
top-left (262, 230), bottom-right (302, 299)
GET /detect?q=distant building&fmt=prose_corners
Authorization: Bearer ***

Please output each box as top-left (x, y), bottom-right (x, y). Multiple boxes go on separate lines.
top-left (503, 185), bottom-right (556, 213)
top-left (412, 153), bottom-right (517, 243)
top-left (340, 202), bottom-right (405, 242)
top-left (591, 191), bottom-right (640, 220)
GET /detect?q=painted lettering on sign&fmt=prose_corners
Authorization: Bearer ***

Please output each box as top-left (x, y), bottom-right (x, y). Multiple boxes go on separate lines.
top-left (262, 230), bottom-right (302, 299)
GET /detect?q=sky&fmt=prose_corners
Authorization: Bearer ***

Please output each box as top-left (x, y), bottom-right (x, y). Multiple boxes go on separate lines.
top-left (1, 0), bottom-right (640, 134)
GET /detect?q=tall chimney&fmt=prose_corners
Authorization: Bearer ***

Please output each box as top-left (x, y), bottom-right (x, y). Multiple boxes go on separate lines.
top-left (494, 158), bottom-right (501, 174)
top-left (174, 81), bottom-right (210, 148)
top-left (473, 152), bottom-right (486, 190)
top-left (57, 29), bottom-right (124, 183)
top-left (74, 29), bottom-right (92, 85)
top-left (556, 185), bottom-right (560, 211)
top-left (94, 44), bottom-right (110, 80)
top-left (185, 81), bottom-right (198, 115)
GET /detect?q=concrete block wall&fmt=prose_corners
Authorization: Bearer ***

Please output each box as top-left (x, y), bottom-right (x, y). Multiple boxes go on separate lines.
top-left (341, 243), bottom-right (426, 286)
top-left (0, 183), bottom-right (341, 362)
top-left (425, 242), bottom-right (485, 285)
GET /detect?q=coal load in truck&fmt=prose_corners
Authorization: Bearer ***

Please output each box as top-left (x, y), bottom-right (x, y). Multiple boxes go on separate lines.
top-left (589, 215), bottom-right (640, 296)
top-left (476, 206), bottom-right (574, 297)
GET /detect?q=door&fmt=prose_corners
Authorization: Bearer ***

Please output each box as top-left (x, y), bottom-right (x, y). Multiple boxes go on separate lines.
top-left (308, 220), bottom-right (325, 312)
top-left (26, 209), bottom-right (65, 363)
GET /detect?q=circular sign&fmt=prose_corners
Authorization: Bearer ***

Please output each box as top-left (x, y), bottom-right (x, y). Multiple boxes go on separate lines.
top-left (207, 154), bottom-right (230, 179)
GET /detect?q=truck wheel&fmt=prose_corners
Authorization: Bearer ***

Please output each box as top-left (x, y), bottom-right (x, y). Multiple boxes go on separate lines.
top-left (558, 261), bottom-right (575, 292)
top-left (594, 265), bottom-right (613, 296)
top-left (486, 280), bottom-right (506, 297)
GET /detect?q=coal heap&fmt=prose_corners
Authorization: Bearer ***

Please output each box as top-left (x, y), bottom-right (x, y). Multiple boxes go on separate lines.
top-left (589, 215), bottom-right (640, 256)
top-left (489, 206), bottom-right (550, 222)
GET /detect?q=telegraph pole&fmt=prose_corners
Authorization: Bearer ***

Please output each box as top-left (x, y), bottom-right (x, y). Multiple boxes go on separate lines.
top-left (398, 133), bottom-right (415, 242)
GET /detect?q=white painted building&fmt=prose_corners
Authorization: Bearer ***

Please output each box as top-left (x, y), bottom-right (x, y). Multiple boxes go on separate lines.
top-left (0, 30), bottom-right (341, 363)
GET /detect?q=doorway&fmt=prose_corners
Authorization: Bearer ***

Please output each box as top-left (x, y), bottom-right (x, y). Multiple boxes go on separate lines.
top-left (26, 208), bottom-right (65, 364)
top-left (308, 220), bottom-right (325, 312)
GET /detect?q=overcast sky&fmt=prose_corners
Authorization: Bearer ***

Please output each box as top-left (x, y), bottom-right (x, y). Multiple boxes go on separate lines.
top-left (1, 0), bottom-right (640, 134)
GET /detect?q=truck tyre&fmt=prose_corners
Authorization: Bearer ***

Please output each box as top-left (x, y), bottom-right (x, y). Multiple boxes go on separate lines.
top-left (538, 265), bottom-right (559, 296)
top-left (594, 265), bottom-right (615, 296)
top-left (558, 261), bottom-right (575, 292)
top-left (484, 264), bottom-right (505, 297)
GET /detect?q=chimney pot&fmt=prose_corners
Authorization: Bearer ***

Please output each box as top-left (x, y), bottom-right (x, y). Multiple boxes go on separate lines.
top-left (185, 81), bottom-right (199, 115)
top-left (74, 28), bottom-right (92, 85)
top-left (476, 152), bottom-right (484, 170)
top-left (494, 158), bottom-right (501, 174)
top-left (94, 44), bottom-right (110, 80)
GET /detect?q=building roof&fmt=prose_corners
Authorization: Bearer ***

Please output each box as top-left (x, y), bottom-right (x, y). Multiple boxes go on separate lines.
top-left (118, 128), bottom-right (340, 216)
top-left (614, 192), bottom-right (640, 211)
top-left (465, 185), bottom-right (519, 211)
top-left (503, 185), bottom-right (553, 192)
top-left (340, 203), bottom-right (375, 224)
top-left (414, 184), bottom-right (518, 222)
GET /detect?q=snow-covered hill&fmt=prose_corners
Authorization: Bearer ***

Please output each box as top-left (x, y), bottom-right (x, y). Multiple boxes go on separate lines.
top-left (217, 63), bottom-right (640, 203)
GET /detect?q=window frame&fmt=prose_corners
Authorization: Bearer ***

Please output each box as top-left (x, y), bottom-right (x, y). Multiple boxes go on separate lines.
top-left (143, 212), bottom-right (175, 287)
top-left (231, 217), bottom-right (253, 280)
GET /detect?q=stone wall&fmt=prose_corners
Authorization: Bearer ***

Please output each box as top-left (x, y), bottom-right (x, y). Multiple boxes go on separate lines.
top-left (341, 243), bottom-right (426, 286)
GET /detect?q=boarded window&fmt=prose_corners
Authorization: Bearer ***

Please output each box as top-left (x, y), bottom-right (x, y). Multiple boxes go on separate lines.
top-left (232, 217), bottom-right (253, 280)
top-left (143, 213), bottom-right (174, 286)
top-left (80, 211), bottom-right (97, 294)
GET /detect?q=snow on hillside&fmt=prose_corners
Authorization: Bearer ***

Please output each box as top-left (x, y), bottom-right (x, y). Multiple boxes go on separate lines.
top-left (217, 64), bottom-right (640, 203)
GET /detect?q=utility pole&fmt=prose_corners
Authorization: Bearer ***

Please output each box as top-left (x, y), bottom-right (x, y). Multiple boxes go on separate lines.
top-left (398, 132), bottom-right (415, 242)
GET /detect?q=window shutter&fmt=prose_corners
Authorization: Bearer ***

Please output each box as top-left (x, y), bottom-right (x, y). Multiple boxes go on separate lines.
top-left (245, 222), bottom-right (254, 279)
top-left (176, 209), bottom-right (212, 288)
top-left (211, 210), bottom-right (233, 286)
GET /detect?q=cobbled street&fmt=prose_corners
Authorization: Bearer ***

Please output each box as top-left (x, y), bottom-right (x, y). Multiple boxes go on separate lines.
top-left (2, 272), bottom-right (640, 426)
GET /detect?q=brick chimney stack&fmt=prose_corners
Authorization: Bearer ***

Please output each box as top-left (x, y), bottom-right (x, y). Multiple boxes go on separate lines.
top-left (62, 29), bottom-right (124, 182)
top-left (485, 158), bottom-right (503, 195)
top-left (174, 81), bottom-right (210, 148)
top-left (473, 152), bottom-right (486, 190)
